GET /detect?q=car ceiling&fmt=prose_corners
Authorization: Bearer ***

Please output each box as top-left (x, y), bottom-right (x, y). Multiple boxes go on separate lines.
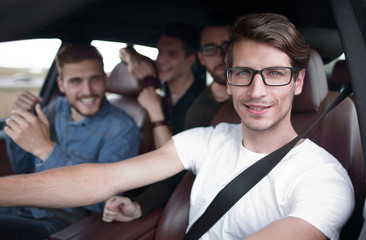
top-left (0, 0), bottom-right (342, 62)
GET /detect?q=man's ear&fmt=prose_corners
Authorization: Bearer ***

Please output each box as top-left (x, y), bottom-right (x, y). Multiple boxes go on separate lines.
top-left (226, 81), bottom-right (232, 96)
top-left (187, 54), bottom-right (196, 67)
top-left (104, 73), bottom-right (108, 84)
top-left (294, 69), bottom-right (305, 96)
top-left (56, 76), bottom-right (65, 93)
top-left (197, 51), bottom-right (205, 66)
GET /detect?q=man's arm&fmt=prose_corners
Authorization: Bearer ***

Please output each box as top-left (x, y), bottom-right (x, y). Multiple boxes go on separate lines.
top-left (0, 140), bottom-right (184, 208)
top-left (102, 171), bottom-right (186, 223)
top-left (37, 108), bottom-right (140, 171)
top-left (12, 90), bottom-right (43, 111)
top-left (246, 217), bottom-right (327, 240)
top-left (119, 46), bottom-right (157, 80)
top-left (138, 86), bottom-right (172, 148)
top-left (5, 104), bottom-right (54, 162)
top-left (4, 91), bottom-right (45, 173)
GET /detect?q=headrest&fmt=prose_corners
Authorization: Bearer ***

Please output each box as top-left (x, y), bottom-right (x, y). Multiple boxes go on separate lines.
top-left (292, 49), bottom-right (328, 113)
top-left (106, 62), bottom-right (142, 97)
top-left (331, 60), bottom-right (350, 84)
top-left (106, 62), bottom-right (162, 97)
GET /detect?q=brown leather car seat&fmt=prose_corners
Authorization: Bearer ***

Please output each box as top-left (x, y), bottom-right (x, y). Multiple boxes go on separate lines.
top-left (331, 59), bottom-right (350, 85)
top-left (291, 50), bottom-right (364, 239)
top-left (106, 62), bottom-right (156, 154)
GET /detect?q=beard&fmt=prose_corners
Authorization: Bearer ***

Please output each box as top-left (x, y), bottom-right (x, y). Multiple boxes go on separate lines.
top-left (210, 64), bottom-right (227, 85)
top-left (68, 95), bottom-right (104, 119)
top-left (238, 94), bottom-right (294, 133)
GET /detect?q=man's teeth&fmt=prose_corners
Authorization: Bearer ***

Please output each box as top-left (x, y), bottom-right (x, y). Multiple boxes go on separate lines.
top-left (249, 106), bottom-right (266, 110)
top-left (81, 98), bottom-right (95, 104)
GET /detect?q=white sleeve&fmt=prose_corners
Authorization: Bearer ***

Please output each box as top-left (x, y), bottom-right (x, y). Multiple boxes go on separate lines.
top-left (287, 163), bottom-right (355, 240)
top-left (172, 126), bottom-right (215, 174)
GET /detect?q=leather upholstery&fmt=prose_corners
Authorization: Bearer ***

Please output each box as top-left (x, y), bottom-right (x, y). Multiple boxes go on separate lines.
top-left (107, 62), bottom-right (142, 97)
top-left (50, 209), bottom-right (162, 240)
top-left (292, 49), bottom-right (328, 113)
top-left (331, 60), bottom-right (350, 84)
top-left (154, 171), bottom-right (195, 240)
top-left (106, 62), bottom-right (157, 154)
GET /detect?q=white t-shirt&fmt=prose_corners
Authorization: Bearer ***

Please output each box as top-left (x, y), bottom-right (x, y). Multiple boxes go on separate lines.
top-left (173, 123), bottom-right (355, 240)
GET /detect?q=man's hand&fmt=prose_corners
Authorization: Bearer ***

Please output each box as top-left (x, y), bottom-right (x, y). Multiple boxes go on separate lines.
top-left (4, 104), bottom-right (54, 161)
top-left (119, 47), bottom-right (156, 80)
top-left (12, 90), bottom-right (43, 111)
top-left (103, 196), bottom-right (142, 222)
top-left (137, 86), bottom-right (164, 122)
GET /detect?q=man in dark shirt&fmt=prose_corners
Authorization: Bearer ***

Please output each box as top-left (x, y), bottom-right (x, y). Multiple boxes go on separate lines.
top-left (120, 22), bottom-right (205, 148)
top-left (104, 22), bottom-right (204, 222)
top-left (184, 15), bottom-right (232, 129)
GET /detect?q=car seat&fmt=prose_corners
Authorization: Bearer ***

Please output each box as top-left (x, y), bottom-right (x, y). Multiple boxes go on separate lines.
top-left (291, 50), bottom-right (365, 239)
top-left (49, 49), bottom-right (364, 240)
top-left (331, 60), bottom-right (350, 86)
top-left (106, 62), bottom-right (158, 154)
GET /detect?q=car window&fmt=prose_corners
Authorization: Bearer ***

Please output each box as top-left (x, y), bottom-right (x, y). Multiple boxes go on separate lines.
top-left (91, 40), bottom-right (158, 75)
top-left (0, 39), bottom-right (157, 119)
top-left (324, 53), bottom-right (345, 76)
top-left (0, 39), bottom-right (61, 118)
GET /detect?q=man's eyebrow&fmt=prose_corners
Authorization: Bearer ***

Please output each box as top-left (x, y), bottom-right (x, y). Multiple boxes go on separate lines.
top-left (90, 74), bottom-right (105, 78)
top-left (201, 40), bottom-right (229, 46)
top-left (201, 42), bottom-right (215, 46)
top-left (67, 76), bottom-right (82, 81)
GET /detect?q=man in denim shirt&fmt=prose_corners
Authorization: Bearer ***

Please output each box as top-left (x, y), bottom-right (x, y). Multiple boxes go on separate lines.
top-left (1, 43), bottom-right (140, 239)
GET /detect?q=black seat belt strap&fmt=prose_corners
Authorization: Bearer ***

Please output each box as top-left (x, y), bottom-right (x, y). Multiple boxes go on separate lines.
top-left (183, 85), bottom-right (353, 240)
top-left (47, 99), bottom-right (58, 143)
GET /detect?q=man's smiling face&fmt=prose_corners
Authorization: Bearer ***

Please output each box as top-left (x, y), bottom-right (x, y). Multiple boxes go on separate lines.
top-left (227, 40), bottom-right (304, 133)
top-left (57, 59), bottom-right (107, 121)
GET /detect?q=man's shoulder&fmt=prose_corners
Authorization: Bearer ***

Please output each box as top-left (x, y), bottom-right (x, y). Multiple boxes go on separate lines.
top-left (50, 96), bottom-right (68, 113)
top-left (186, 87), bottom-right (210, 110)
top-left (180, 122), bottom-right (240, 140)
top-left (290, 139), bottom-right (341, 166)
top-left (214, 122), bottom-right (242, 135)
top-left (104, 100), bottom-right (136, 124)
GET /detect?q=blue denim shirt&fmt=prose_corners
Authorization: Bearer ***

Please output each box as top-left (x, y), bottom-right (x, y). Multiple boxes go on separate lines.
top-left (5, 96), bottom-right (140, 218)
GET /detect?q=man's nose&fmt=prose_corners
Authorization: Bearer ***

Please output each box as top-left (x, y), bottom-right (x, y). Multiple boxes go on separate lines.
top-left (81, 80), bottom-right (93, 94)
top-left (248, 73), bottom-right (267, 98)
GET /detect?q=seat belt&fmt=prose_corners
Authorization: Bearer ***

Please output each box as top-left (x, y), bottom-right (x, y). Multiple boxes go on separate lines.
top-left (47, 99), bottom-right (58, 143)
top-left (45, 100), bottom-right (90, 225)
top-left (183, 85), bottom-right (353, 240)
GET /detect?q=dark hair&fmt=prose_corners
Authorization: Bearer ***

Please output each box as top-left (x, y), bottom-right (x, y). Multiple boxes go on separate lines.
top-left (226, 13), bottom-right (310, 72)
top-left (199, 12), bottom-right (235, 31)
top-left (55, 43), bottom-right (104, 76)
top-left (162, 22), bottom-right (199, 56)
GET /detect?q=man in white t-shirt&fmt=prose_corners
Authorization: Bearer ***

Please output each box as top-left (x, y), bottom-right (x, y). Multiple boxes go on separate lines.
top-left (0, 13), bottom-right (354, 240)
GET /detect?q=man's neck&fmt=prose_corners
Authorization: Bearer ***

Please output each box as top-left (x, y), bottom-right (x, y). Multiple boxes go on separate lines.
top-left (168, 71), bottom-right (194, 105)
top-left (241, 119), bottom-right (298, 154)
top-left (210, 81), bottom-right (230, 103)
top-left (71, 109), bottom-right (85, 122)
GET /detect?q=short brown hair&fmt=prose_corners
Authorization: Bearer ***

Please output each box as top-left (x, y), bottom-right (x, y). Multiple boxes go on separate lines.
top-left (55, 43), bottom-right (104, 77)
top-left (226, 13), bottom-right (310, 71)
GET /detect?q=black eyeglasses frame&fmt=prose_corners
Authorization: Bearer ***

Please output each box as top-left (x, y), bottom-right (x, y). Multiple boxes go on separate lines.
top-left (225, 66), bottom-right (299, 87)
top-left (199, 41), bottom-right (230, 57)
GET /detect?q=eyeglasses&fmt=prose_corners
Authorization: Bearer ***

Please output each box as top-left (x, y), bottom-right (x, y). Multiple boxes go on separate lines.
top-left (226, 67), bottom-right (298, 87)
top-left (199, 41), bottom-right (230, 56)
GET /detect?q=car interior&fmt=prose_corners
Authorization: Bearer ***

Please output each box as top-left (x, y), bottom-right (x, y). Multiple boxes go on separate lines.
top-left (0, 0), bottom-right (366, 239)
top-left (48, 47), bottom-right (365, 240)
